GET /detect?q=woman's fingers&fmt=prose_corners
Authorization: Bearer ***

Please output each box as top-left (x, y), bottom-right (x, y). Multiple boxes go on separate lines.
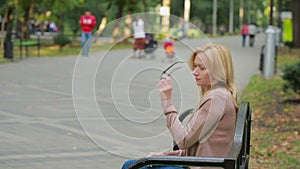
top-left (157, 76), bottom-right (172, 91)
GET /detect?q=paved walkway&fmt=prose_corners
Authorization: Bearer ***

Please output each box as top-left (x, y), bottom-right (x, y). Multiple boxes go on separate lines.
top-left (0, 34), bottom-right (264, 169)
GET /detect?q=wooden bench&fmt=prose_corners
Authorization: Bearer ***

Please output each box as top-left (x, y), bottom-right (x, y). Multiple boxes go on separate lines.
top-left (14, 35), bottom-right (40, 58)
top-left (128, 102), bottom-right (252, 169)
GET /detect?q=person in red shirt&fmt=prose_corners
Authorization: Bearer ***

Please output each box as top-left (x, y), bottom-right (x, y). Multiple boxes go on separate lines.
top-left (80, 9), bottom-right (96, 56)
top-left (240, 24), bottom-right (249, 47)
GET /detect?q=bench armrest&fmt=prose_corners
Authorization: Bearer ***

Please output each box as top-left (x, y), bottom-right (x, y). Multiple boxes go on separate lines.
top-left (127, 156), bottom-right (234, 169)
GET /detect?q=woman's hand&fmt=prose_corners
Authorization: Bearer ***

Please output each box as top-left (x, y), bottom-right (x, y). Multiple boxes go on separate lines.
top-left (157, 76), bottom-right (172, 100)
top-left (157, 76), bottom-right (177, 114)
top-left (146, 152), bottom-right (165, 157)
top-left (147, 150), bottom-right (187, 157)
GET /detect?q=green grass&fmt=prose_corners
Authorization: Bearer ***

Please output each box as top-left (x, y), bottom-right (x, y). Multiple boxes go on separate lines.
top-left (277, 47), bottom-right (300, 70)
top-left (241, 47), bottom-right (300, 169)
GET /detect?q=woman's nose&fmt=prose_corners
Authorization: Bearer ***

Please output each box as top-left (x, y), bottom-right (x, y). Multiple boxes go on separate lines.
top-left (192, 69), bottom-right (198, 76)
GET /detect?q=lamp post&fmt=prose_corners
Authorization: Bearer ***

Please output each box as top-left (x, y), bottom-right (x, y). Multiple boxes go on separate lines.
top-left (263, 0), bottom-right (276, 79)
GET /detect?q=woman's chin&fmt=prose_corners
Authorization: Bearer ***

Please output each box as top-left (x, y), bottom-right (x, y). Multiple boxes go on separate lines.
top-left (196, 82), bottom-right (202, 87)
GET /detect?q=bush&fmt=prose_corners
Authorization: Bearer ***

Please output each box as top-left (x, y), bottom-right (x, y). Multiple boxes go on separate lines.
top-left (282, 61), bottom-right (300, 94)
top-left (53, 33), bottom-right (71, 51)
top-left (187, 28), bottom-right (201, 38)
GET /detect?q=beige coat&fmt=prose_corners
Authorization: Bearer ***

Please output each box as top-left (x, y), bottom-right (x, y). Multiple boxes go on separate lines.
top-left (162, 87), bottom-right (237, 168)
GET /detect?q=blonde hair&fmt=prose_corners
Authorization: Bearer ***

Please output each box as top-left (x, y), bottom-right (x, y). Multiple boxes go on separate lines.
top-left (189, 43), bottom-right (238, 109)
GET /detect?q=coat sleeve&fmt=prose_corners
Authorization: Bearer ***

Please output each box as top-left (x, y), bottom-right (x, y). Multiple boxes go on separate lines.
top-left (166, 89), bottom-right (227, 149)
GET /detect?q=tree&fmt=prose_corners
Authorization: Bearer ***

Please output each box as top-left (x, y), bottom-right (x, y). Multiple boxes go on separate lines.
top-left (2, 0), bottom-right (15, 59)
top-left (292, 0), bottom-right (300, 47)
top-left (49, 0), bottom-right (81, 33)
top-left (94, 0), bottom-right (113, 39)
top-left (15, 0), bottom-right (37, 40)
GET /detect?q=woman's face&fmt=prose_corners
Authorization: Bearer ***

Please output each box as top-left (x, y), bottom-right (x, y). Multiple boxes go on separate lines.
top-left (192, 53), bottom-right (211, 89)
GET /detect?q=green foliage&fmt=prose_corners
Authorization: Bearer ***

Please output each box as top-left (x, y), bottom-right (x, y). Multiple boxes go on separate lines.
top-left (282, 61), bottom-right (300, 94)
top-left (53, 33), bottom-right (71, 50)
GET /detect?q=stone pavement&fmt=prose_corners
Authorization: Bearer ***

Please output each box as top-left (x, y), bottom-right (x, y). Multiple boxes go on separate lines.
top-left (0, 34), bottom-right (264, 169)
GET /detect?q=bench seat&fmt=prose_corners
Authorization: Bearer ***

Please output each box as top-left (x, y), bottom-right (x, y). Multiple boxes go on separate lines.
top-left (13, 36), bottom-right (40, 58)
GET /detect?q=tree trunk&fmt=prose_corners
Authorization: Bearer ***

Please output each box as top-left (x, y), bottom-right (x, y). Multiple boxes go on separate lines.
top-left (57, 14), bottom-right (64, 33)
top-left (277, 0), bottom-right (282, 29)
top-left (239, 0), bottom-right (244, 29)
top-left (212, 0), bottom-right (217, 36)
top-left (94, 0), bottom-right (112, 42)
top-left (4, 4), bottom-right (15, 59)
top-left (292, 0), bottom-right (300, 47)
top-left (270, 0), bottom-right (274, 25)
top-left (123, 12), bottom-right (132, 43)
top-left (21, 0), bottom-right (34, 40)
top-left (123, 0), bottom-right (135, 43)
top-left (229, 0), bottom-right (234, 33)
top-left (142, 0), bottom-right (147, 12)
top-left (112, 0), bottom-right (124, 42)
top-left (4, 5), bottom-right (15, 42)
top-left (0, 0), bottom-right (9, 49)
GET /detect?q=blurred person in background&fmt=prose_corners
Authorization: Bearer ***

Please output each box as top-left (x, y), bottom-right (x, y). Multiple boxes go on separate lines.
top-left (80, 9), bottom-right (96, 57)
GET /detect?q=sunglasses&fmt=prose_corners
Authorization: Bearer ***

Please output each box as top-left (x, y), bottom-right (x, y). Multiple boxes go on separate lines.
top-left (160, 61), bottom-right (184, 79)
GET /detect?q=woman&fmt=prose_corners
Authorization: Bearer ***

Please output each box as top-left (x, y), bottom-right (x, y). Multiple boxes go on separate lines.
top-left (132, 16), bottom-right (146, 58)
top-left (121, 43), bottom-right (238, 169)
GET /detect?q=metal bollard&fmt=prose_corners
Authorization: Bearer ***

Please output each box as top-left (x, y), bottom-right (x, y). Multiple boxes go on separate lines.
top-left (263, 25), bottom-right (276, 79)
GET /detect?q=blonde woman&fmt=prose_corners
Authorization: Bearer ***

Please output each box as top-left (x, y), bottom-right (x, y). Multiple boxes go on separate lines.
top-left (121, 43), bottom-right (238, 169)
